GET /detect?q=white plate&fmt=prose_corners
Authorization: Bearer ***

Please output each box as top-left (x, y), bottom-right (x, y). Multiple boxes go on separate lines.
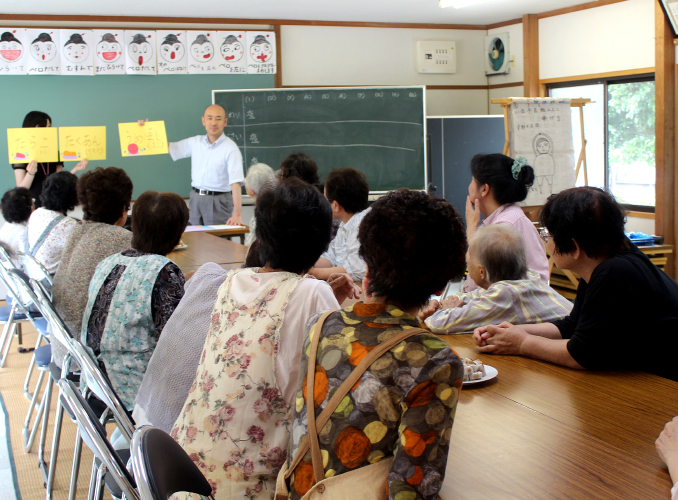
top-left (463, 364), bottom-right (498, 385)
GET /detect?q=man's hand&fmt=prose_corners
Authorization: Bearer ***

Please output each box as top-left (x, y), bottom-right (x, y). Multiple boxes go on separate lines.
top-left (226, 214), bottom-right (243, 226)
top-left (466, 195), bottom-right (481, 236)
top-left (418, 299), bottom-right (439, 321)
top-left (440, 296), bottom-right (464, 309)
top-left (137, 119), bottom-right (148, 126)
top-left (327, 273), bottom-right (360, 305)
top-left (473, 322), bottom-right (527, 355)
top-left (656, 416), bottom-right (678, 484)
top-left (71, 158), bottom-right (89, 173)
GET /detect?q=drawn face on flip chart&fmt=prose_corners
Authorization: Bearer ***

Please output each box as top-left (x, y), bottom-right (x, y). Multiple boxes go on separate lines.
top-left (220, 35), bottom-right (243, 62)
top-left (190, 34), bottom-right (214, 62)
top-left (96, 33), bottom-right (122, 63)
top-left (30, 33), bottom-right (57, 62)
top-left (249, 35), bottom-right (272, 62)
top-left (534, 135), bottom-right (552, 155)
top-left (63, 34), bottom-right (89, 63)
top-left (128, 34), bottom-right (153, 66)
top-left (0, 31), bottom-right (23, 62)
top-left (160, 34), bottom-right (185, 62)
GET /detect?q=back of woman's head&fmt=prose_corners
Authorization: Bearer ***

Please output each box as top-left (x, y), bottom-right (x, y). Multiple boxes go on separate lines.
top-left (358, 189), bottom-right (467, 310)
top-left (22, 111), bottom-right (51, 128)
top-left (41, 171), bottom-right (78, 213)
top-left (131, 191), bottom-right (189, 255)
top-left (245, 163), bottom-right (277, 196)
top-left (540, 186), bottom-right (628, 260)
top-left (279, 151), bottom-right (320, 186)
top-left (470, 153), bottom-right (534, 205)
top-left (1, 188), bottom-right (33, 223)
top-left (255, 178), bottom-right (332, 274)
top-left (77, 167), bottom-right (133, 224)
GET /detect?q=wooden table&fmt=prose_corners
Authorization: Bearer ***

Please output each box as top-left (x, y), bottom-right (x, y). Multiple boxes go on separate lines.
top-left (168, 231), bottom-right (248, 273)
top-left (185, 225), bottom-right (250, 244)
top-left (437, 334), bottom-right (677, 500)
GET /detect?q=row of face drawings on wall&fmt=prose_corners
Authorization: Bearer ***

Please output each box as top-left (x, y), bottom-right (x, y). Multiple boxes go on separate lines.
top-left (0, 29), bottom-right (276, 75)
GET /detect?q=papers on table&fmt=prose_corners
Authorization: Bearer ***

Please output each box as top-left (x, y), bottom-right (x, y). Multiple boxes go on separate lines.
top-left (184, 225), bottom-right (246, 232)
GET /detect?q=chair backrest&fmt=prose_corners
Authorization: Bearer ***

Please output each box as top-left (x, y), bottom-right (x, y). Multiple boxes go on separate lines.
top-left (130, 426), bottom-right (214, 500)
top-left (17, 253), bottom-right (52, 295)
top-left (0, 267), bottom-right (32, 316)
top-left (29, 279), bottom-right (73, 349)
top-left (0, 245), bottom-right (15, 271)
top-left (68, 340), bottom-right (136, 441)
top-left (57, 378), bottom-right (140, 500)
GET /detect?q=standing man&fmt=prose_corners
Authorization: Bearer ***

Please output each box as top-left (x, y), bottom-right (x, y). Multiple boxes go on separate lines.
top-left (144, 104), bottom-right (244, 225)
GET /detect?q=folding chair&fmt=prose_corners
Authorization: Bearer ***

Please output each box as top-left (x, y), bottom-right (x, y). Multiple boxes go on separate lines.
top-left (131, 426), bottom-right (214, 500)
top-left (31, 280), bottom-right (135, 500)
top-left (0, 260), bottom-right (44, 368)
top-left (57, 378), bottom-right (140, 500)
top-left (17, 252), bottom-right (53, 298)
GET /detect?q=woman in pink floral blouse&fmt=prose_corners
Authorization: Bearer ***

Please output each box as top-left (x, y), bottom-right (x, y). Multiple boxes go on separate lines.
top-left (170, 178), bottom-right (359, 499)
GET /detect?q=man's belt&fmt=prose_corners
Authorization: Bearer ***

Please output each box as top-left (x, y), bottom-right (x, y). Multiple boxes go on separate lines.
top-left (192, 187), bottom-right (228, 196)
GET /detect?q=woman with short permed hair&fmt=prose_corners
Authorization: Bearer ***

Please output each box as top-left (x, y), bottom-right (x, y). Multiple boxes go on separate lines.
top-left (51, 167), bottom-right (134, 372)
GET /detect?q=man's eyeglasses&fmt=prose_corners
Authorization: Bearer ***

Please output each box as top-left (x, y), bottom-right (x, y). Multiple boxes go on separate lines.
top-left (539, 228), bottom-right (552, 243)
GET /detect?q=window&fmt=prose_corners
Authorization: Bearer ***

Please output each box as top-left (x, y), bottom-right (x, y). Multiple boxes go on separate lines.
top-left (549, 76), bottom-right (655, 210)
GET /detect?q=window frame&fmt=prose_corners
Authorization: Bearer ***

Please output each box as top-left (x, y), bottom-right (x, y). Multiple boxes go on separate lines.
top-left (547, 73), bottom-right (656, 213)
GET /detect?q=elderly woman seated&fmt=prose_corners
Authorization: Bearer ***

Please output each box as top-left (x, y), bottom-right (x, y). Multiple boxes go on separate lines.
top-left (421, 225), bottom-right (572, 334)
top-left (244, 162), bottom-right (276, 246)
top-left (80, 191), bottom-right (188, 411)
top-left (169, 178), bottom-right (359, 499)
top-left (52, 167), bottom-right (134, 371)
top-left (287, 189), bottom-right (466, 500)
top-left (0, 187), bottom-right (33, 261)
top-left (26, 171), bottom-right (79, 274)
top-left (473, 187), bottom-right (678, 382)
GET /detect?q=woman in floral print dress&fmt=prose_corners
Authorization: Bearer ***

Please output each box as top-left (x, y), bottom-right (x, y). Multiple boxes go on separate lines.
top-left (171, 179), bottom-right (360, 499)
top-left (287, 189), bottom-right (468, 500)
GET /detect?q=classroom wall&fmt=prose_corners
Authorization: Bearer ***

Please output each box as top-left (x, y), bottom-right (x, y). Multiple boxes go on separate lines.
top-left (280, 25), bottom-right (489, 116)
top-left (539, 0), bottom-right (655, 80)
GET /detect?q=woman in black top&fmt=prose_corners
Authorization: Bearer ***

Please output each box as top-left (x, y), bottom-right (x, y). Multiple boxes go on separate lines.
top-left (472, 187), bottom-right (678, 382)
top-left (12, 111), bottom-right (88, 207)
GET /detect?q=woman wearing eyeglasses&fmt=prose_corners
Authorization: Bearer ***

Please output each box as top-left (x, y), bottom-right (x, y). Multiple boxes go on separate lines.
top-left (464, 153), bottom-right (549, 292)
top-left (473, 187), bottom-right (678, 382)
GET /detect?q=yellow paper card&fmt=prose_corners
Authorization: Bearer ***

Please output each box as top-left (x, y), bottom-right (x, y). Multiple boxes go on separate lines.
top-left (7, 127), bottom-right (59, 163)
top-left (58, 126), bottom-right (107, 161)
top-left (118, 121), bottom-right (169, 157)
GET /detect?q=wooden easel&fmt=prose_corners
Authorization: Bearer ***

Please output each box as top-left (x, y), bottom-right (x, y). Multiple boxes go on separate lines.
top-left (490, 97), bottom-right (593, 185)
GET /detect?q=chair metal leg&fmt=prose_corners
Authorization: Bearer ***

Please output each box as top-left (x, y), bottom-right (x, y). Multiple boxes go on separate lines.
top-left (45, 399), bottom-right (65, 500)
top-left (23, 369), bottom-right (47, 452)
top-left (67, 431), bottom-right (83, 500)
top-left (24, 332), bottom-right (47, 400)
top-left (36, 376), bottom-right (53, 480)
top-left (0, 320), bottom-right (17, 367)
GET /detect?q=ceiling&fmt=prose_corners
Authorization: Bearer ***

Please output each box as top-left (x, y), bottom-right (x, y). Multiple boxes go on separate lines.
top-left (0, 0), bottom-right (604, 26)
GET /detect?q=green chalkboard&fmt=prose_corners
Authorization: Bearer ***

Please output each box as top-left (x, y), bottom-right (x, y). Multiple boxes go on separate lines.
top-left (213, 86), bottom-right (426, 192)
top-left (0, 74), bottom-right (275, 198)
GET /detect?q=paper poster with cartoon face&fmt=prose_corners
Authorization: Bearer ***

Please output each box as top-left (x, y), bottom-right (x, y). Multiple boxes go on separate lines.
top-left (124, 31), bottom-right (156, 75)
top-left (93, 31), bottom-right (125, 75)
top-left (187, 31), bottom-right (218, 74)
top-left (216, 32), bottom-right (246, 74)
top-left (156, 31), bottom-right (187, 74)
top-left (0, 29), bottom-right (27, 75)
top-left (246, 31), bottom-right (276, 75)
top-left (60, 30), bottom-right (94, 75)
top-left (24, 29), bottom-right (60, 75)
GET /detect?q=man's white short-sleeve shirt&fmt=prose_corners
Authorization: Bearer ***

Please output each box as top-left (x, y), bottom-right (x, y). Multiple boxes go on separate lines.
top-left (169, 133), bottom-right (244, 192)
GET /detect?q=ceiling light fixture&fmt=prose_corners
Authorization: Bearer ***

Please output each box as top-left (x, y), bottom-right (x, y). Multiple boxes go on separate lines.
top-left (439, 0), bottom-right (494, 8)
